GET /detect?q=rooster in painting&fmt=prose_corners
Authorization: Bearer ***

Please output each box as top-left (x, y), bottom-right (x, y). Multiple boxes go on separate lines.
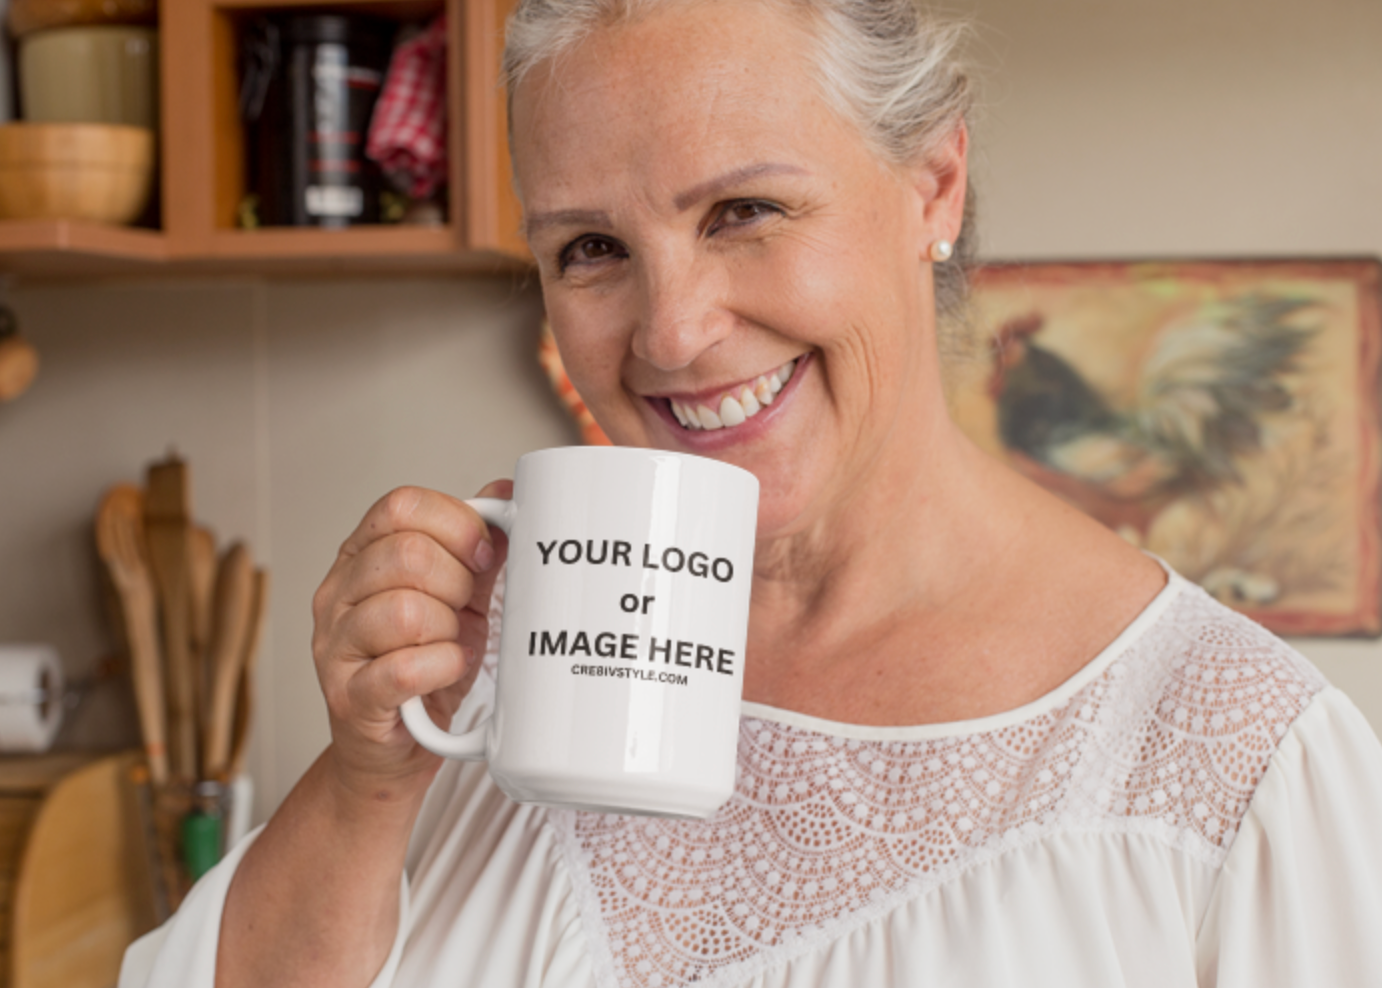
top-left (987, 295), bottom-right (1317, 544)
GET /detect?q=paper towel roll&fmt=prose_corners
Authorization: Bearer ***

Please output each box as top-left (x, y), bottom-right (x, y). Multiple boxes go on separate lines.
top-left (0, 644), bottom-right (64, 752)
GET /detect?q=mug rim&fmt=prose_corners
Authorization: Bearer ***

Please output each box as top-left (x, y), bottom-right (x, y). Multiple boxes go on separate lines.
top-left (515, 445), bottom-right (759, 489)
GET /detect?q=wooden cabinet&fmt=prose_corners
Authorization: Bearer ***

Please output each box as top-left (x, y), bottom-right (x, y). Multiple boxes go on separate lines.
top-left (0, 0), bottom-right (528, 278)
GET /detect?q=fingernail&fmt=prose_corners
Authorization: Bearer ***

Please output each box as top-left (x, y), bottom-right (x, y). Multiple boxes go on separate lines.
top-left (474, 539), bottom-right (495, 572)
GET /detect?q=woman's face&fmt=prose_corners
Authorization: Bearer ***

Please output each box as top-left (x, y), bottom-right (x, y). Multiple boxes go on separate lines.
top-left (511, 1), bottom-right (962, 539)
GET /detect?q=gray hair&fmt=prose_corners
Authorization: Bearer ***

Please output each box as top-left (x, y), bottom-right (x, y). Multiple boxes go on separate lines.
top-left (503, 0), bottom-right (979, 365)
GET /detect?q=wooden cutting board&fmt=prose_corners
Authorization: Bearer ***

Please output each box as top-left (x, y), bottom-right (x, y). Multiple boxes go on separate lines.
top-left (0, 754), bottom-right (94, 988)
top-left (7, 753), bottom-right (156, 988)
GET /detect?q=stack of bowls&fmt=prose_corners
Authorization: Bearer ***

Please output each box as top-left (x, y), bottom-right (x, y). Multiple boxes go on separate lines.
top-left (0, 0), bottom-right (158, 224)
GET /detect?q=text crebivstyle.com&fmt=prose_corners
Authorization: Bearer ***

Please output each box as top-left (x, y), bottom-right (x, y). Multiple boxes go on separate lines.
top-left (569, 664), bottom-right (689, 686)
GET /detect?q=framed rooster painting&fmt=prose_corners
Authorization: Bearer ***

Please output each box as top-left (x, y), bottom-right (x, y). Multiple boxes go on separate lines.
top-left (950, 258), bottom-right (1382, 637)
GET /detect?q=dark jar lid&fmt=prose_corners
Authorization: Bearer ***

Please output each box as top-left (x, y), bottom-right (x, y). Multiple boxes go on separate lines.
top-left (280, 13), bottom-right (391, 53)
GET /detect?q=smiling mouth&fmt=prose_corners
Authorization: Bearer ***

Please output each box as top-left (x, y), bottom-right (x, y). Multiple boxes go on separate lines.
top-left (661, 358), bottom-right (801, 431)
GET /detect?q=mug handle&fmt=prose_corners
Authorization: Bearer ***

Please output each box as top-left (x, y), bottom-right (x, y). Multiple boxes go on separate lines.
top-left (399, 497), bottom-right (517, 760)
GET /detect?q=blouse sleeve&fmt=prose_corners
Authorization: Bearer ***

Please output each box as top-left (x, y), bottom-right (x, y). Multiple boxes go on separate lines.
top-left (118, 832), bottom-right (414, 988)
top-left (1196, 686), bottom-right (1382, 987)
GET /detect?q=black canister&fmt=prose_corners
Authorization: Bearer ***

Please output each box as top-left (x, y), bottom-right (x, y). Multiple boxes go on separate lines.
top-left (242, 15), bottom-right (393, 227)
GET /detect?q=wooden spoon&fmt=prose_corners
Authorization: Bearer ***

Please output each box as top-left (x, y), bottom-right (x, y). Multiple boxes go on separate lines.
top-left (94, 485), bottom-right (169, 786)
top-left (202, 544), bottom-right (253, 780)
top-left (188, 525), bottom-right (217, 727)
top-left (144, 456), bottom-right (197, 781)
top-left (228, 569), bottom-right (269, 781)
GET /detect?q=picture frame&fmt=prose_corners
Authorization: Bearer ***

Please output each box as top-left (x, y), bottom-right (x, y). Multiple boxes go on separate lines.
top-left (951, 258), bottom-right (1382, 637)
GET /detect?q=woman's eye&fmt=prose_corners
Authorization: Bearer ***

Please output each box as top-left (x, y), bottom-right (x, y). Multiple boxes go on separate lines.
top-left (712, 200), bottom-right (779, 233)
top-left (560, 236), bottom-right (626, 270)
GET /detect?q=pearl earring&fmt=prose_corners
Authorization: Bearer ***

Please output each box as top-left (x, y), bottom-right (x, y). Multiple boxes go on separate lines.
top-left (928, 239), bottom-right (954, 263)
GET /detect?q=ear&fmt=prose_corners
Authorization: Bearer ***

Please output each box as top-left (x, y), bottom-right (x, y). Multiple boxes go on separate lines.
top-left (905, 120), bottom-right (969, 253)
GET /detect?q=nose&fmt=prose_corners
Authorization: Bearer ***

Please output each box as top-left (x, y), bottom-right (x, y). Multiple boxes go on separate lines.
top-left (630, 251), bottom-right (735, 371)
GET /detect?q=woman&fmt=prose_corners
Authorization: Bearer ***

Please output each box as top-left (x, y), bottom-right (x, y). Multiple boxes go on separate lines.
top-left (124, 1), bottom-right (1382, 986)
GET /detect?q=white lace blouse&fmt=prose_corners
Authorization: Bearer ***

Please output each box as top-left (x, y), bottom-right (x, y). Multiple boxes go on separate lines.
top-left (122, 562), bottom-right (1382, 987)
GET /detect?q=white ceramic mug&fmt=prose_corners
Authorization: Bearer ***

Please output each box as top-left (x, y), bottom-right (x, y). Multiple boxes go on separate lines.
top-left (401, 446), bottom-right (759, 818)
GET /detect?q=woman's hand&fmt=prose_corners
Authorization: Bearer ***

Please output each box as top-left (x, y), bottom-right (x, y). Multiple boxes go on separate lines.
top-left (310, 481), bottom-right (512, 799)
top-left (215, 482), bottom-right (511, 988)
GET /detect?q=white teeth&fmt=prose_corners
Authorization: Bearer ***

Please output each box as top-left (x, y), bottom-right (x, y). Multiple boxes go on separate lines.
top-left (667, 357), bottom-right (801, 432)
top-left (670, 400), bottom-right (699, 427)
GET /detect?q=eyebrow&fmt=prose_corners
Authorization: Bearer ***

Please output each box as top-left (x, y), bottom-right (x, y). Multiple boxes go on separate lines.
top-left (523, 163), bottom-right (808, 239)
top-left (672, 162), bottom-right (808, 211)
top-left (523, 208), bottom-right (614, 240)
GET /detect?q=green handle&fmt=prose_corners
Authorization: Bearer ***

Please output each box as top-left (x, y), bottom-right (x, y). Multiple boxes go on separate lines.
top-left (181, 812), bottom-right (223, 882)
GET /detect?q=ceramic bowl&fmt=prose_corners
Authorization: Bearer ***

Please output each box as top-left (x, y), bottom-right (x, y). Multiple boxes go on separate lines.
top-left (19, 26), bottom-right (158, 130)
top-left (0, 122), bottom-right (154, 223)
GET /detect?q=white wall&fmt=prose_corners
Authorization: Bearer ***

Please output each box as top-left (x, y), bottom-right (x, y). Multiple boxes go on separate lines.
top-left (0, 0), bottom-right (1377, 823)
top-left (970, 0), bottom-right (1381, 259)
top-left (0, 283), bottom-right (262, 754)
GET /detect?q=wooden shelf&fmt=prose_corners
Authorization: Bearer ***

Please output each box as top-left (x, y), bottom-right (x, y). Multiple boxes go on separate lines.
top-left (216, 0), bottom-right (444, 14)
top-left (0, 0), bottom-right (529, 280)
top-left (0, 220), bottom-right (165, 258)
top-left (0, 220), bottom-right (168, 278)
top-left (209, 225), bottom-right (456, 259)
top-left (0, 221), bottom-right (528, 280)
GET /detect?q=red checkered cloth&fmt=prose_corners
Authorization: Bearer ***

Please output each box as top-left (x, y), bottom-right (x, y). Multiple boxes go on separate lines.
top-left (366, 15), bottom-right (448, 200)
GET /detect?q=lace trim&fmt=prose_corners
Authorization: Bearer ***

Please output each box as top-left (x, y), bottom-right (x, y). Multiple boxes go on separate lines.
top-left (548, 582), bottom-right (1326, 988)
top-left (739, 565), bottom-right (1181, 742)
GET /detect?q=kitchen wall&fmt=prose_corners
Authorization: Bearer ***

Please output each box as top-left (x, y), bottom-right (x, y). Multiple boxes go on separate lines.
top-left (0, 277), bottom-right (573, 819)
top-left (0, 0), bottom-right (1379, 823)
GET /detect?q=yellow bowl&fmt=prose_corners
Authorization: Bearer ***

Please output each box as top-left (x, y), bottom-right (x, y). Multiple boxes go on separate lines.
top-left (0, 122), bottom-right (154, 224)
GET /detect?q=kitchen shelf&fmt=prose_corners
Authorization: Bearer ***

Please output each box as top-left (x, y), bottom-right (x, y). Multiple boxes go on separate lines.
top-left (0, 220), bottom-right (168, 278)
top-left (215, 0), bottom-right (446, 14)
top-left (0, 0), bottom-right (528, 280)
